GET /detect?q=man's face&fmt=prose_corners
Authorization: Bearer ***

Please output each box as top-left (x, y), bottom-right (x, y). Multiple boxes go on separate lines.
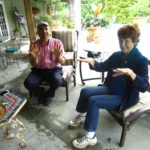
top-left (119, 38), bottom-right (135, 54)
top-left (38, 24), bottom-right (51, 39)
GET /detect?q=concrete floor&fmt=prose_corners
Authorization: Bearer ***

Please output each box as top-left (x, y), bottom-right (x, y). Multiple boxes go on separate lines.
top-left (0, 24), bottom-right (150, 150)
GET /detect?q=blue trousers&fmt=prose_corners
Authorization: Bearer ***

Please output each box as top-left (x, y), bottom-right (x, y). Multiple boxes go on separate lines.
top-left (76, 86), bottom-right (122, 132)
top-left (24, 67), bottom-right (62, 98)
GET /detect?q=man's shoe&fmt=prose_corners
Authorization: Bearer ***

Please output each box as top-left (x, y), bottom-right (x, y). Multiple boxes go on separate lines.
top-left (42, 97), bottom-right (52, 106)
top-left (69, 114), bottom-right (85, 128)
top-left (72, 135), bottom-right (97, 149)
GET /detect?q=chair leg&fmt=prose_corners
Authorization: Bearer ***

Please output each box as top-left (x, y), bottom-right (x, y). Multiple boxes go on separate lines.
top-left (119, 123), bottom-right (128, 147)
top-left (65, 84), bottom-right (69, 102)
top-left (73, 74), bottom-right (76, 86)
top-left (29, 92), bottom-right (32, 98)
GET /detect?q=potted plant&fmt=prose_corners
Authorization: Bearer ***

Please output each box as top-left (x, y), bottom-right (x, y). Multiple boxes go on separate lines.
top-left (131, 1), bottom-right (149, 27)
top-left (32, 0), bottom-right (40, 14)
top-left (13, 26), bottom-right (21, 37)
top-left (82, 4), bottom-right (109, 43)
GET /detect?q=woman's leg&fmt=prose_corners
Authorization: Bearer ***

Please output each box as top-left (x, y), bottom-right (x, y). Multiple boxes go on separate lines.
top-left (76, 86), bottom-right (110, 113)
top-left (84, 95), bottom-right (122, 132)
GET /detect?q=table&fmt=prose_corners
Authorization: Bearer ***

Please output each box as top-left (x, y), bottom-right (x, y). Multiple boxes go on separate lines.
top-left (79, 49), bottom-right (105, 85)
top-left (0, 90), bottom-right (27, 147)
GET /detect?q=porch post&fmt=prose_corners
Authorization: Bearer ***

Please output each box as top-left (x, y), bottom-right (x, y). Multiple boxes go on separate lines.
top-left (23, 0), bottom-right (36, 42)
top-left (69, 0), bottom-right (81, 30)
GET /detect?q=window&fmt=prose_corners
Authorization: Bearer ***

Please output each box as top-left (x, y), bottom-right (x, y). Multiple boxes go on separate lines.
top-left (0, 4), bottom-right (8, 37)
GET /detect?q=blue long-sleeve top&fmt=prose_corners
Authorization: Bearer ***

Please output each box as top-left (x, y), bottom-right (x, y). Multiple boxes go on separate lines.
top-left (90, 48), bottom-right (149, 112)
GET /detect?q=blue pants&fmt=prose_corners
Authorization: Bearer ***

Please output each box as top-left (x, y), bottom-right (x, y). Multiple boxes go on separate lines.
top-left (76, 86), bottom-right (122, 132)
top-left (24, 67), bottom-right (62, 98)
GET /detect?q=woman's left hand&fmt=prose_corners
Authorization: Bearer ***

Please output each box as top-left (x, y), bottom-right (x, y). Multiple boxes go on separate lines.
top-left (112, 68), bottom-right (136, 80)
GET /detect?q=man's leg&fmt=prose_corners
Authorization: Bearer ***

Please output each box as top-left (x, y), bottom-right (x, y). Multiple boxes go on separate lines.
top-left (44, 67), bottom-right (62, 98)
top-left (24, 68), bottom-right (44, 97)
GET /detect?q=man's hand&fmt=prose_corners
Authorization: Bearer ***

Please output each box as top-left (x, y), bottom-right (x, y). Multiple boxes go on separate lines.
top-left (112, 68), bottom-right (136, 80)
top-left (77, 58), bottom-right (95, 67)
top-left (51, 45), bottom-right (61, 58)
top-left (51, 44), bottom-right (65, 64)
top-left (29, 44), bottom-right (40, 60)
top-left (29, 44), bottom-right (40, 66)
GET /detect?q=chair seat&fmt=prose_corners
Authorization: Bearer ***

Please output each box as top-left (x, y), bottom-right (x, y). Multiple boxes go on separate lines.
top-left (123, 91), bottom-right (150, 119)
top-left (64, 52), bottom-right (74, 65)
top-left (62, 65), bottom-right (74, 81)
top-left (6, 47), bottom-right (19, 52)
top-left (110, 91), bottom-right (150, 121)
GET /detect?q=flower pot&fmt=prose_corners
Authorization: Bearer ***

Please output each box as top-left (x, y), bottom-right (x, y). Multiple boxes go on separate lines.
top-left (133, 16), bottom-right (148, 28)
top-left (86, 27), bottom-right (101, 43)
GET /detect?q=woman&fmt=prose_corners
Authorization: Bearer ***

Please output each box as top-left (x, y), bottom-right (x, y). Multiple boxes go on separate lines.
top-left (69, 24), bottom-right (149, 149)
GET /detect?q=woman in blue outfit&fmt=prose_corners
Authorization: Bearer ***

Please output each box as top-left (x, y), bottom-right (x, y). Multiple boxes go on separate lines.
top-left (69, 24), bottom-right (149, 149)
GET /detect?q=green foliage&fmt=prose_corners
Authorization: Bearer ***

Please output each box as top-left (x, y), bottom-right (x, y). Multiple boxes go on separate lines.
top-left (81, 0), bottom-right (110, 28)
top-left (82, 15), bottom-right (109, 28)
top-left (81, 0), bottom-right (150, 24)
top-left (36, 14), bottom-right (54, 26)
top-left (32, 0), bottom-right (73, 28)
top-left (13, 27), bottom-right (21, 33)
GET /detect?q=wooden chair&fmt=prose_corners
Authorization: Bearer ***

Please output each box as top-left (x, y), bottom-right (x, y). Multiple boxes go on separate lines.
top-left (108, 91), bottom-right (150, 147)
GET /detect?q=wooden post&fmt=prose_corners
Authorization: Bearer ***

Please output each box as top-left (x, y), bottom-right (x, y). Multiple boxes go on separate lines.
top-left (23, 0), bottom-right (36, 42)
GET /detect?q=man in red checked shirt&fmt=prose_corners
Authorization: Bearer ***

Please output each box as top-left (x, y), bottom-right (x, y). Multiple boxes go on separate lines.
top-left (24, 21), bottom-right (65, 106)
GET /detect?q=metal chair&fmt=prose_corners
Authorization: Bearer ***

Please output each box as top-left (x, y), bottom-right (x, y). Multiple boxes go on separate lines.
top-left (4, 33), bottom-right (22, 67)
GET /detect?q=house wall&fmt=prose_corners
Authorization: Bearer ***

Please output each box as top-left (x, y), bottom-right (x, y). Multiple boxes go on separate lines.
top-left (3, 0), bottom-right (28, 37)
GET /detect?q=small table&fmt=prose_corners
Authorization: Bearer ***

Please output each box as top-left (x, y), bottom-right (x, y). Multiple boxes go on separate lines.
top-left (0, 90), bottom-right (27, 147)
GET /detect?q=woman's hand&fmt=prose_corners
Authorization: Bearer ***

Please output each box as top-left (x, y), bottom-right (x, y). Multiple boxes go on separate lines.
top-left (112, 68), bottom-right (136, 80)
top-left (77, 58), bottom-right (95, 67)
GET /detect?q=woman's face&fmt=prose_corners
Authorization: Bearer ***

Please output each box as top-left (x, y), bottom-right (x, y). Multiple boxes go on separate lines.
top-left (119, 38), bottom-right (135, 54)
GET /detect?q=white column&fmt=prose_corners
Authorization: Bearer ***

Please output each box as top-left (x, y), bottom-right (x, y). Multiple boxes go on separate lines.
top-left (69, 0), bottom-right (81, 30)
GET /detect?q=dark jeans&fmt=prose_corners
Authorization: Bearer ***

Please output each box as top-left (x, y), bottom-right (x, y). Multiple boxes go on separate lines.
top-left (76, 86), bottom-right (122, 132)
top-left (24, 67), bottom-right (62, 98)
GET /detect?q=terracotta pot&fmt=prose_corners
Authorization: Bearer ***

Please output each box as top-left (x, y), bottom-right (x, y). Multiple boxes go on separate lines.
top-left (86, 27), bottom-right (101, 43)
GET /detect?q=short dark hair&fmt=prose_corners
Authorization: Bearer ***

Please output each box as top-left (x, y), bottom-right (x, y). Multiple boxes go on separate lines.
top-left (118, 24), bottom-right (140, 44)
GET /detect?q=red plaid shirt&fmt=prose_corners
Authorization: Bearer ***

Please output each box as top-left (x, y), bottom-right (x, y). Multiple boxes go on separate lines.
top-left (32, 38), bottom-right (65, 69)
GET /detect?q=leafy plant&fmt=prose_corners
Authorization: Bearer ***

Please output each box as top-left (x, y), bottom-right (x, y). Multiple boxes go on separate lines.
top-left (82, 4), bottom-right (110, 28)
top-left (36, 14), bottom-right (54, 26)
top-left (13, 27), bottom-right (21, 33)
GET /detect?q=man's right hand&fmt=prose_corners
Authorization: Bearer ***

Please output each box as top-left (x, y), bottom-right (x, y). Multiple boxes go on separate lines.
top-left (29, 44), bottom-right (40, 60)
top-left (29, 44), bottom-right (40, 66)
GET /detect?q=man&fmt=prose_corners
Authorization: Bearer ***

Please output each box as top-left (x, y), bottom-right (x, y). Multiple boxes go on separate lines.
top-left (24, 21), bottom-right (65, 106)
